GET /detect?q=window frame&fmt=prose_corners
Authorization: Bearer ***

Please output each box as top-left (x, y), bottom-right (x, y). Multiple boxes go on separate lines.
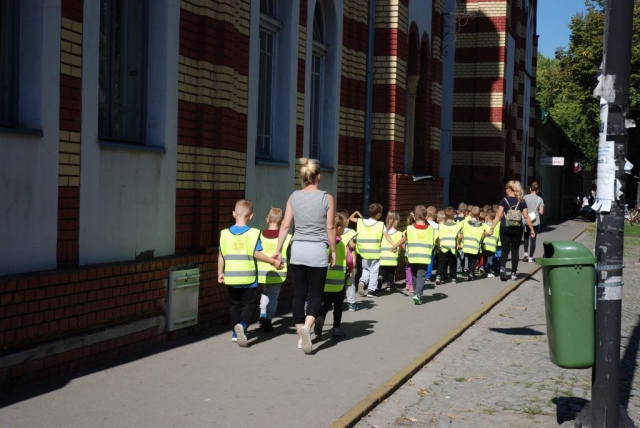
top-left (98, 0), bottom-right (149, 145)
top-left (309, 41), bottom-right (326, 161)
top-left (0, 0), bottom-right (20, 129)
top-left (256, 12), bottom-right (281, 160)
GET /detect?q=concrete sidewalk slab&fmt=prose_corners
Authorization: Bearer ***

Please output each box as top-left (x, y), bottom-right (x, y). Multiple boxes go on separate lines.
top-left (0, 221), bottom-right (588, 428)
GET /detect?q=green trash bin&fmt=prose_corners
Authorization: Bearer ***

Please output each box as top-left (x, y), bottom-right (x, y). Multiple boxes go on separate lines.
top-left (536, 241), bottom-right (597, 369)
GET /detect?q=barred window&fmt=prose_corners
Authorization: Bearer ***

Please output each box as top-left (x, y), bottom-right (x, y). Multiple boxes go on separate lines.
top-left (309, 2), bottom-right (326, 160)
top-left (99, 0), bottom-right (148, 143)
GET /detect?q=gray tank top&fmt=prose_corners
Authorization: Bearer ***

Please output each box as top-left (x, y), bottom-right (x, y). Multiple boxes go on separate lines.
top-left (290, 190), bottom-right (329, 242)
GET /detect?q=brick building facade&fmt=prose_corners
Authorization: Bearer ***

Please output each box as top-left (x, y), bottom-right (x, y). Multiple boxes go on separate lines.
top-left (449, 0), bottom-right (537, 205)
top-left (0, 0), bottom-right (454, 389)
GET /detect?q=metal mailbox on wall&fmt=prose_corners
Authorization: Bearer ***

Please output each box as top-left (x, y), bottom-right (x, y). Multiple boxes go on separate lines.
top-left (167, 268), bottom-right (200, 331)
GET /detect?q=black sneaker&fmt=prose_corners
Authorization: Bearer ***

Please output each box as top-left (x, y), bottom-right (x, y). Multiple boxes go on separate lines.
top-left (435, 275), bottom-right (442, 285)
top-left (367, 289), bottom-right (378, 297)
top-left (500, 268), bottom-right (507, 282)
top-left (263, 320), bottom-right (274, 332)
top-left (467, 274), bottom-right (474, 282)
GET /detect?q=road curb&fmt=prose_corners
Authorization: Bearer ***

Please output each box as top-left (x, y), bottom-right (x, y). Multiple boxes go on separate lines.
top-left (331, 224), bottom-right (590, 428)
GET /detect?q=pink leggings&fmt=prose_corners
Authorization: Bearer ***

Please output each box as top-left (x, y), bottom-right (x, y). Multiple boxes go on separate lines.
top-left (405, 261), bottom-right (412, 286)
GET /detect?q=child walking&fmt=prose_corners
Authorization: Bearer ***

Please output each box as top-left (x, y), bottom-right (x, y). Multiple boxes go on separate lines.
top-left (350, 203), bottom-right (385, 298)
top-left (436, 207), bottom-right (462, 284)
top-left (404, 212), bottom-right (415, 292)
top-left (458, 206), bottom-right (484, 281)
top-left (338, 209), bottom-right (359, 311)
top-left (315, 212), bottom-right (349, 337)
top-left (482, 210), bottom-right (500, 277)
top-left (380, 211), bottom-right (402, 291)
top-left (258, 207), bottom-right (292, 332)
top-left (392, 205), bottom-right (435, 305)
top-left (426, 206), bottom-right (439, 282)
top-left (218, 199), bottom-right (282, 347)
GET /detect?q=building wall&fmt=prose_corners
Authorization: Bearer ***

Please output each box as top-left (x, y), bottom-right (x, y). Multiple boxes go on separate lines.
top-left (0, 0), bottom-right (61, 276)
top-left (450, 0), bottom-right (537, 205)
top-left (0, 0), bottom-right (446, 390)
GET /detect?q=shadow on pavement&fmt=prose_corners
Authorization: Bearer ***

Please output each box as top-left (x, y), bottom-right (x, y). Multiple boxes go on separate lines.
top-left (489, 326), bottom-right (544, 336)
top-left (311, 320), bottom-right (377, 354)
top-left (621, 315), bottom-right (640, 410)
top-left (422, 293), bottom-right (448, 304)
top-left (552, 396), bottom-right (588, 424)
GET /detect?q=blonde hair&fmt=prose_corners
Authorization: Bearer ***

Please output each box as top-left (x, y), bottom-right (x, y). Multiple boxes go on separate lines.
top-left (506, 180), bottom-right (524, 201)
top-left (426, 206), bottom-right (437, 219)
top-left (470, 206), bottom-right (480, 217)
top-left (457, 203), bottom-right (468, 215)
top-left (267, 207), bottom-right (283, 224)
top-left (299, 158), bottom-right (321, 185)
top-left (407, 212), bottom-right (416, 225)
top-left (385, 211), bottom-right (400, 229)
top-left (234, 199), bottom-right (253, 217)
top-left (436, 210), bottom-right (446, 223)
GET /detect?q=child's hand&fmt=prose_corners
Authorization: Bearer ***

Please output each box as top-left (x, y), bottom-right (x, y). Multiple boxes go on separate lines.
top-left (329, 251), bottom-right (336, 268)
top-left (273, 250), bottom-right (282, 264)
top-left (217, 273), bottom-right (225, 284)
top-left (391, 246), bottom-right (398, 253)
top-left (351, 211), bottom-right (362, 218)
top-left (272, 258), bottom-right (284, 270)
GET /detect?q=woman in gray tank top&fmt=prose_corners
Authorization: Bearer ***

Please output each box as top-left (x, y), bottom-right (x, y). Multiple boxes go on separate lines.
top-left (275, 158), bottom-right (336, 354)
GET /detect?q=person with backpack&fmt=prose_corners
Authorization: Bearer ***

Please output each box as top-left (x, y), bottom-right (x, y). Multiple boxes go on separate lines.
top-left (522, 182), bottom-right (544, 263)
top-left (485, 180), bottom-right (536, 282)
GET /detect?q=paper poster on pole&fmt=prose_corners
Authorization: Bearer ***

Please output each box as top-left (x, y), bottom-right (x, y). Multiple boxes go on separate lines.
top-left (592, 99), bottom-right (615, 213)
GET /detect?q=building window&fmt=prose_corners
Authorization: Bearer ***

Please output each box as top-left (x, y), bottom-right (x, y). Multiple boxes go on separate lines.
top-left (256, 0), bottom-right (281, 159)
top-left (99, 0), bottom-right (148, 143)
top-left (0, 0), bottom-right (19, 128)
top-left (309, 3), bottom-right (326, 160)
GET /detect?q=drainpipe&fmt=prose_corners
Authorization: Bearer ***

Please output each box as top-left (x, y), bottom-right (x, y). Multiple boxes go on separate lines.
top-left (533, 105), bottom-right (548, 182)
top-left (362, 0), bottom-right (375, 213)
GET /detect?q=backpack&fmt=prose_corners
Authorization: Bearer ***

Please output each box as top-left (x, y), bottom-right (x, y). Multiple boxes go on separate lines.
top-left (504, 198), bottom-right (523, 228)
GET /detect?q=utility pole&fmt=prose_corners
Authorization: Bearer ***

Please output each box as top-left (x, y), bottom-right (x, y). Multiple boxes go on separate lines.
top-left (576, 0), bottom-right (636, 426)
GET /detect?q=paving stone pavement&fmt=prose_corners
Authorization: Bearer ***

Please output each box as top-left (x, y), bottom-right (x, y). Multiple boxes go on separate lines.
top-left (356, 221), bottom-right (640, 428)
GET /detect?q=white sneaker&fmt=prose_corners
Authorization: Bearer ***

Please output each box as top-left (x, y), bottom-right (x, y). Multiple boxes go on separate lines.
top-left (522, 253), bottom-right (529, 262)
top-left (357, 281), bottom-right (366, 296)
top-left (528, 257), bottom-right (534, 263)
top-left (487, 273), bottom-right (496, 278)
top-left (299, 325), bottom-right (312, 354)
top-left (298, 339), bottom-right (302, 349)
top-left (233, 323), bottom-right (248, 348)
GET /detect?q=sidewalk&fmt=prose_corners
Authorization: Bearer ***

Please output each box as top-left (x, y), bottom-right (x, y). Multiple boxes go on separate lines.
top-left (356, 221), bottom-right (640, 427)
top-left (0, 221), bottom-right (588, 428)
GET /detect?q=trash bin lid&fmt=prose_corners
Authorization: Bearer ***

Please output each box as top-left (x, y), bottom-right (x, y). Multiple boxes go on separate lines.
top-left (536, 241), bottom-right (597, 266)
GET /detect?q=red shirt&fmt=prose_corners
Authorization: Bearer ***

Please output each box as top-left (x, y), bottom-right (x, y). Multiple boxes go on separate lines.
top-left (262, 229), bottom-right (279, 239)
top-left (413, 223), bottom-right (428, 230)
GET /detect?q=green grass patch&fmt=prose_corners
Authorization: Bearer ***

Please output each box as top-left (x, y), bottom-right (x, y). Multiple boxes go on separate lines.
top-left (483, 408), bottom-right (496, 415)
top-left (625, 223), bottom-right (640, 237)
top-left (454, 377), bottom-right (466, 382)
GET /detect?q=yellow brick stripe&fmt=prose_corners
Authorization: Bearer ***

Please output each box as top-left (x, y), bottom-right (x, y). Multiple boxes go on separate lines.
top-left (372, 112), bottom-right (405, 143)
top-left (58, 131), bottom-right (81, 187)
top-left (459, 1), bottom-right (508, 17)
top-left (452, 122), bottom-right (504, 138)
top-left (374, 56), bottom-right (407, 88)
top-left (178, 56), bottom-right (248, 114)
top-left (340, 107), bottom-right (366, 139)
top-left (455, 32), bottom-right (506, 49)
top-left (453, 92), bottom-right (504, 108)
top-left (61, 17), bottom-right (82, 78)
top-left (177, 146), bottom-right (246, 191)
top-left (180, 0), bottom-right (250, 37)
top-left (374, 0), bottom-right (408, 29)
top-left (338, 164), bottom-right (364, 194)
top-left (344, 0), bottom-right (368, 25)
top-left (342, 48), bottom-right (367, 81)
top-left (454, 62), bottom-right (506, 79)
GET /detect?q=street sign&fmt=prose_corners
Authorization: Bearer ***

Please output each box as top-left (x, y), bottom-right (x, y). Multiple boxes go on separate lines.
top-left (540, 157), bottom-right (565, 166)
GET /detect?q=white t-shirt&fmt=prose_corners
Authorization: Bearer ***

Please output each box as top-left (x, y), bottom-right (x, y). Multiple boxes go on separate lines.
top-left (427, 220), bottom-right (439, 230)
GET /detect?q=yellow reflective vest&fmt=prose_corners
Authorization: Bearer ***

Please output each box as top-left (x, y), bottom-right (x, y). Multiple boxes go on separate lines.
top-left (482, 222), bottom-right (501, 252)
top-left (380, 230), bottom-right (403, 267)
top-left (461, 220), bottom-right (485, 255)
top-left (325, 239), bottom-right (347, 292)
top-left (342, 228), bottom-right (357, 246)
top-left (219, 227), bottom-right (261, 286)
top-left (356, 219), bottom-right (384, 260)
top-left (258, 233), bottom-right (291, 284)
top-left (405, 225), bottom-right (435, 264)
top-left (438, 222), bottom-right (462, 253)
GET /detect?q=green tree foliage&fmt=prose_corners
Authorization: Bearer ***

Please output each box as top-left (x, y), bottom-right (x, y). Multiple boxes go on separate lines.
top-left (536, 0), bottom-right (640, 174)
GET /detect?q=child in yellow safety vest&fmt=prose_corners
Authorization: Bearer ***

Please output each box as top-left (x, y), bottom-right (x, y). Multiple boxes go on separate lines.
top-left (218, 200), bottom-right (282, 347)
top-left (457, 206), bottom-right (485, 281)
top-left (391, 205), bottom-right (436, 305)
top-left (404, 212), bottom-right (416, 292)
top-left (482, 210), bottom-right (501, 278)
top-left (349, 203), bottom-right (391, 298)
top-left (435, 206), bottom-right (462, 284)
top-left (380, 211), bottom-right (402, 292)
top-left (258, 207), bottom-right (292, 332)
top-left (426, 206), bottom-right (439, 282)
top-left (338, 209), bottom-right (359, 311)
top-left (314, 212), bottom-right (349, 337)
